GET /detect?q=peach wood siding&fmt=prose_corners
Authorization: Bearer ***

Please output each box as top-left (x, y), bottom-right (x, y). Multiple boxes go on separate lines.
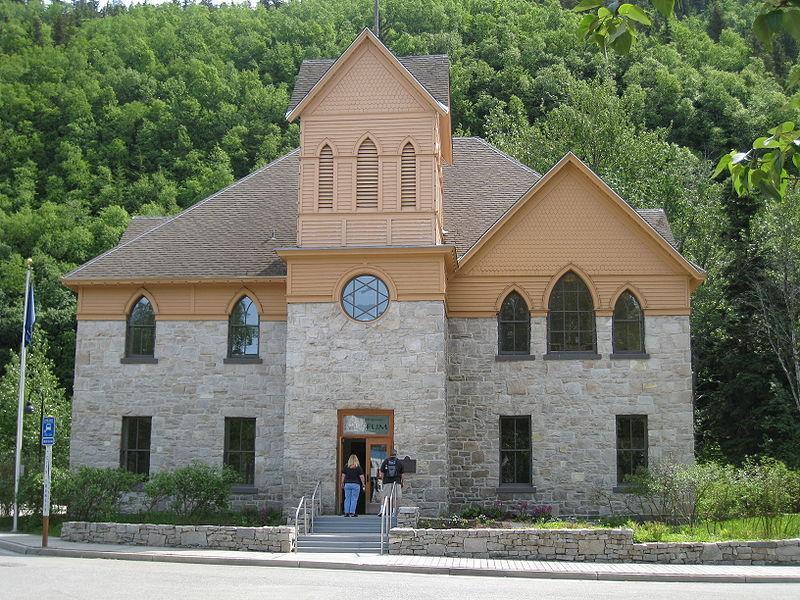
top-left (279, 248), bottom-right (451, 303)
top-left (446, 163), bottom-right (696, 317)
top-left (76, 281), bottom-right (287, 321)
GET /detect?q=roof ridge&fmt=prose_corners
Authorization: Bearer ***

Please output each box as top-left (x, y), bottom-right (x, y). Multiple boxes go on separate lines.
top-left (63, 149), bottom-right (300, 280)
top-left (468, 137), bottom-right (542, 178)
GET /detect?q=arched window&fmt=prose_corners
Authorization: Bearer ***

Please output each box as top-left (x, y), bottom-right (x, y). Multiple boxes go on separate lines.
top-left (613, 291), bottom-right (645, 354)
top-left (356, 138), bottom-right (379, 209)
top-left (126, 296), bottom-right (155, 357)
top-left (228, 296), bottom-right (260, 357)
top-left (547, 272), bottom-right (596, 354)
top-left (318, 144), bottom-right (334, 210)
top-left (400, 142), bottom-right (416, 209)
top-left (498, 291), bottom-right (530, 355)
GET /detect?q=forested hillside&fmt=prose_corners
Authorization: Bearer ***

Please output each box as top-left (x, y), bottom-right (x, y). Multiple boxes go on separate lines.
top-left (1, 0), bottom-right (798, 465)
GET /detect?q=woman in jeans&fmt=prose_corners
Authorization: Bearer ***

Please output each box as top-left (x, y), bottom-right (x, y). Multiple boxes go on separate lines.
top-left (340, 454), bottom-right (365, 517)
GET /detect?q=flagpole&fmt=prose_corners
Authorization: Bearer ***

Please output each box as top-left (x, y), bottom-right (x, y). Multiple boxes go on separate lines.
top-left (12, 258), bottom-right (32, 533)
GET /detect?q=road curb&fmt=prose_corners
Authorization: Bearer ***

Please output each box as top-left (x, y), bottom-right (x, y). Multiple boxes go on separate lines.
top-left (2, 538), bottom-right (799, 584)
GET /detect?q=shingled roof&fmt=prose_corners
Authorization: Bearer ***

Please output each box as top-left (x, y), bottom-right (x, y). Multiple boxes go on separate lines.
top-left (287, 54), bottom-right (450, 114)
top-left (118, 216), bottom-right (169, 245)
top-left (63, 139), bottom-right (682, 282)
top-left (64, 151), bottom-right (300, 281)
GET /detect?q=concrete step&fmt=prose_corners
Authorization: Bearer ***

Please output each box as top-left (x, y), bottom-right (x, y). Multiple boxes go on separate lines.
top-left (299, 533), bottom-right (382, 542)
top-left (296, 546), bottom-right (382, 554)
top-left (297, 539), bottom-right (382, 548)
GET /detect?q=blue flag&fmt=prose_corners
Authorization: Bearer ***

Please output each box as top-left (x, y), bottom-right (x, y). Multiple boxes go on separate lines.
top-left (24, 280), bottom-right (35, 346)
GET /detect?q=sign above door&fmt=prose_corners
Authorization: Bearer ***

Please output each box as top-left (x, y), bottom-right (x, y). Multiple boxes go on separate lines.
top-left (343, 415), bottom-right (390, 435)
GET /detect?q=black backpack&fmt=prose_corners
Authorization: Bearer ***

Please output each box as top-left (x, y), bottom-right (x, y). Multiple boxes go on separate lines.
top-left (385, 458), bottom-right (399, 479)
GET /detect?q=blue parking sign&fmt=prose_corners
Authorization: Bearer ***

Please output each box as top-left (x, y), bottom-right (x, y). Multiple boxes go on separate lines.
top-left (41, 416), bottom-right (55, 446)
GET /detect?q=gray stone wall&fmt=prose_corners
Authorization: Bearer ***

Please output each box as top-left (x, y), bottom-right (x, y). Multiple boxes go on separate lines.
top-left (283, 301), bottom-right (448, 516)
top-left (61, 521), bottom-right (295, 553)
top-left (446, 315), bottom-right (694, 515)
top-left (389, 528), bottom-right (800, 565)
top-left (70, 319), bottom-right (286, 508)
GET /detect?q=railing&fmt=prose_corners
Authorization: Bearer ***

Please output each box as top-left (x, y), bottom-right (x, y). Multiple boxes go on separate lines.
top-left (310, 480), bottom-right (322, 532)
top-left (291, 481), bottom-right (322, 552)
top-left (379, 482), bottom-right (398, 555)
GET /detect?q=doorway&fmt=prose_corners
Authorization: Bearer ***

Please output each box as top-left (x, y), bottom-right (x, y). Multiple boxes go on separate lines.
top-left (337, 409), bottom-right (394, 515)
top-left (341, 438), bottom-right (367, 514)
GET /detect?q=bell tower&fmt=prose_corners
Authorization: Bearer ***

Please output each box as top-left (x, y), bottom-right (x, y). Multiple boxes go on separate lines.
top-left (286, 29), bottom-right (452, 248)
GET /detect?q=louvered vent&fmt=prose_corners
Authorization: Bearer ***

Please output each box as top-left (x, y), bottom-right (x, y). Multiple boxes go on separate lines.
top-left (356, 138), bottom-right (379, 209)
top-left (400, 142), bottom-right (416, 209)
top-left (318, 144), bottom-right (334, 210)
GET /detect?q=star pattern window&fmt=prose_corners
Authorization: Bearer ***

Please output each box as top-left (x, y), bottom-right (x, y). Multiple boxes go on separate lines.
top-left (341, 275), bottom-right (389, 321)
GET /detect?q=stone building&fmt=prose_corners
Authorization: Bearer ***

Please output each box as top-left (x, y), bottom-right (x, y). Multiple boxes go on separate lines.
top-left (64, 30), bottom-right (705, 517)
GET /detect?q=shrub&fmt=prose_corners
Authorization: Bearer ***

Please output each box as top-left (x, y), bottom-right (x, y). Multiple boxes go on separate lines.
top-left (143, 462), bottom-right (238, 519)
top-left (521, 504), bottom-right (554, 522)
top-left (17, 465), bottom-right (69, 517)
top-left (56, 467), bottom-right (144, 521)
top-left (460, 504), bottom-right (503, 521)
top-left (632, 521), bottom-right (671, 542)
top-left (737, 457), bottom-right (800, 537)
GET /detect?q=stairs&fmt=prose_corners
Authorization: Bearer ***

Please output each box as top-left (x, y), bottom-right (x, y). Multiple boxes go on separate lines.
top-left (296, 515), bottom-right (393, 554)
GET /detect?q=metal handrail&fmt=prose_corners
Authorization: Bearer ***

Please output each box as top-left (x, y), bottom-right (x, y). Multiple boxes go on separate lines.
top-left (379, 482), bottom-right (398, 555)
top-left (293, 495), bottom-right (307, 548)
top-left (310, 480), bottom-right (321, 532)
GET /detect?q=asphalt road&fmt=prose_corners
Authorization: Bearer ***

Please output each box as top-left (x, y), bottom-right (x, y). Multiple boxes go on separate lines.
top-left (1, 554), bottom-right (799, 600)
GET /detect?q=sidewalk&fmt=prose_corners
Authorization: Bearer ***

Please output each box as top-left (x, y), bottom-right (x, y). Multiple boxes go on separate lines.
top-left (1, 532), bottom-right (799, 584)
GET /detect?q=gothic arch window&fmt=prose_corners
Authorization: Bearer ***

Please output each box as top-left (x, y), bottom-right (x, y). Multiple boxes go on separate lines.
top-left (498, 291), bottom-right (530, 355)
top-left (318, 144), bottom-right (334, 210)
top-left (126, 296), bottom-right (156, 357)
top-left (613, 291), bottom-right (645, 354)
top-left (228, 296), bottom-right (260, 358)
top-left (400, 142), bottom-right (416, 209)
top-left (356, 138), bottom-right (379, 209)
top-left (547, 272), bottom-right (596, 354)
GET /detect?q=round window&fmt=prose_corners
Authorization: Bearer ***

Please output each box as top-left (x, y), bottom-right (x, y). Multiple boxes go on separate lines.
top-left (341, 275), bottom-right (390, 322)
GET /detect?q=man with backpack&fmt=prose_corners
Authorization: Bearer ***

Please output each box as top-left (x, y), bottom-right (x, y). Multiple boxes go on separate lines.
top-left (378, 448), bottom-right (404, 515)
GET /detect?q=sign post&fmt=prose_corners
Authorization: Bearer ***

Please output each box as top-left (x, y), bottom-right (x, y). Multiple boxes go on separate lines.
top-left (41, 416), bottom-right (55, 548)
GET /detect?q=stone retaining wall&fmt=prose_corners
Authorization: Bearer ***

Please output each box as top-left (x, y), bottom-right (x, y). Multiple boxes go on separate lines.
top-left (61, 521), bottom-right (296, 553)
top-left (389, 528), bottom-right (800, 565)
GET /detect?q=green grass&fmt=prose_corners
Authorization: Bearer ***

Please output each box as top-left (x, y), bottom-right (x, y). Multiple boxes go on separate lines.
top-left (628, 514), bottom-right (800, 543)
top-left (417, 514), bottom-right (800, 542)
top-left (106, 510), bottom-right (283, 527)
top-left (1, 508), bottom-right (283, 534)
top-left (0, 515), bottom-right (63, 537)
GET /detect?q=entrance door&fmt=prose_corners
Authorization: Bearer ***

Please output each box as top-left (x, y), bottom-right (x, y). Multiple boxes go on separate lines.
top-left (366, 439), bottom-right (388, 514)
top-left (341, 438), bottom-right (367, 515)
top-left (337, 409), bottom-right (393, 515)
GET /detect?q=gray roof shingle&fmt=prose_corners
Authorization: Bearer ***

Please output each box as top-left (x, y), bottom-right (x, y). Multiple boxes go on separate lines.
top-left (64, 140), bottom-right (684, 282)
top-left (635, 208), bottom-right (678, 249)
top-left (288, 54), bottom-right (450, 114)
top-left (118, 217), bottom-right (169, 245)
top-left (65, 151), bottom-right (299, 281)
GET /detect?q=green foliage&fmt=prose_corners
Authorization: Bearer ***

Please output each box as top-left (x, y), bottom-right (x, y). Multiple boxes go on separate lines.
top-left (143, 462), bottom-right (239, 518)
top-left (31, 466), bottom-right (144, 521)
top-left (574, 1), bottom-right (661, 56)
top-left (107, 507), bottom-right (283, 527)
top-left (459, 504), bottom-right (504, 521)
top-left (605, 459), bottom-right (800, 533)
top-left (0, 331), bottom-right (71, 470)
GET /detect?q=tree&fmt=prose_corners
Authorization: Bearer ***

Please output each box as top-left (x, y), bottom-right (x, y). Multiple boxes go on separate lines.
top-left (574, 0), bottom-right (800, 200)
top-left (0, 331), bottom-right (72, 474)
top-left (752, 196), bottom-right (800, 414)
